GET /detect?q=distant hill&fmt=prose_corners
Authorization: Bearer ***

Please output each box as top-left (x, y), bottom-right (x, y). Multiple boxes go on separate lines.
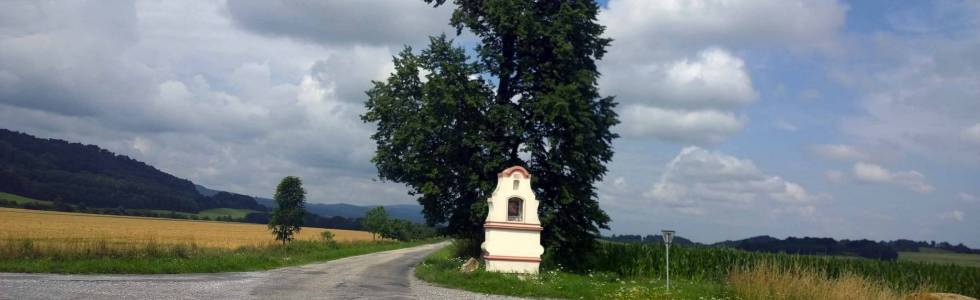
top-left (608, 234), bottom-right (978, 261)
top-left (0, 129), bottom-right (263, 212)
top-left (240, 191), bottom-right (424, 223)
top-left (605, 234), bottom-right (702, 246)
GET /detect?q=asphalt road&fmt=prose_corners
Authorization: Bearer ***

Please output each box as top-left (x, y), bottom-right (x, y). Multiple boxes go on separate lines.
top-left (0, 241), bottom-right (523, 300)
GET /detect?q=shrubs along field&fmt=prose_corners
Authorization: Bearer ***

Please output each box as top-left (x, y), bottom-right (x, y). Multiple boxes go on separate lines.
top-left (0, 207), bottom-right (371, 249)
top-left (0, 207), bottom-right (442, 274)
top-left (418, 240), bottom-right (979, 299)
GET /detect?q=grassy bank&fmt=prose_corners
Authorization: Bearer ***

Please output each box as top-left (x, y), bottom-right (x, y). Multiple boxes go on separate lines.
top-left (417, 241), bottom-right (977, 299)
top-left (0, 238), bottom-right (440, 274)
top-left (415, 242), bottom-right (731, 300)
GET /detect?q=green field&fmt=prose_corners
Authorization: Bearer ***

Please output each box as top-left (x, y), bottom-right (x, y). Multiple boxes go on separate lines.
top-left (0, 192), bottom-right (52, 206)
top-left (900, 248), bottom-right (980, 268)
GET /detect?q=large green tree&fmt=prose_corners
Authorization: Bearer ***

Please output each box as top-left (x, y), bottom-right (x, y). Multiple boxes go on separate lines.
top-left (363, 0), bottom-right (617, 267)
top-left (269, 176), bottom-right (306, 244)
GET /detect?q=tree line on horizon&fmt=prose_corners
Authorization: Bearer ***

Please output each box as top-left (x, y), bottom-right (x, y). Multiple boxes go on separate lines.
top-left (267, 177), bottom-right (437, 244)
top-left (605, 234), bottom-right (980, 261)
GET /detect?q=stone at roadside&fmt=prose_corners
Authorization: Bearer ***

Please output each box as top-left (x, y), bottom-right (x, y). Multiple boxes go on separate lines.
top-left (908, 293), bottom-right (977, 300)
top-left (460, 258), bottom-right (479, 273)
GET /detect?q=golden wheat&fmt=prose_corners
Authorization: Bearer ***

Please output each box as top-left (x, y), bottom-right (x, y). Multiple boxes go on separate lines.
top-left (0, 207), bottom-right (372, 249)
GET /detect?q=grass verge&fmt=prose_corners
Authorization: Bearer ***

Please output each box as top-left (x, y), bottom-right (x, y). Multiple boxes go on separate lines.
top-left (0, 238), bottom-right (441, 274)
top-left (415, 241), bottom-right (732, 300)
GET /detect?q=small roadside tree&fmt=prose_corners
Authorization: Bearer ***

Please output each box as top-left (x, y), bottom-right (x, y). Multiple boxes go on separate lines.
top-left (362, 206), bottom-right (389, 240)
top-left (269, 176), bottom-right (306, 244)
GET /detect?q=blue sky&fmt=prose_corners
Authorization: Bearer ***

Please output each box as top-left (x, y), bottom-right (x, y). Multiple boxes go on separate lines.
top-left (0, 0), bottom-right (977, 247)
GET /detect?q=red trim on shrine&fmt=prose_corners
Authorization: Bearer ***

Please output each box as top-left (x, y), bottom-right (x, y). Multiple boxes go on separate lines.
top-left (484, 221), bottom-right (543, 231)
top-left (498, 166), bottom-right (531, 179)
top-left (482, 255), bottom-right (542, 262)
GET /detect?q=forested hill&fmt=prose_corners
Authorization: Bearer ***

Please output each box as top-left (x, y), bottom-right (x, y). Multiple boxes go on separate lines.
top-left (247, 192), bottom-right (425, 224)
top-left (0, 129), bottom-right (262, 212)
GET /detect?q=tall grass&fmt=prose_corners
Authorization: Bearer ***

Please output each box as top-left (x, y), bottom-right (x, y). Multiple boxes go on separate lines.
top-left (578, 242), bottom-right (980, 297)
top-left (0, 238), bottom-right (205, 260)
top-left (0, 237), bottom-right (439, 274)
top-left (729, 262), bottom-right (912, 300)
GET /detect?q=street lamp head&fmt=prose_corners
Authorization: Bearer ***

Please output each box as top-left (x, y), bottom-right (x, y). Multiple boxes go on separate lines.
top-left (661, 230), bottom-right (675, 245)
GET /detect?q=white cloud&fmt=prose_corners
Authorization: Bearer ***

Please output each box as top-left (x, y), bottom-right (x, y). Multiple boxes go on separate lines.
top-left (644, 146), bottom-right (825, 216)
top-left (0, 0), bottom-right (422, 203)
top-left (959, 192), bottom-right (977, 203)
top-left (225, 0), bottom-right (454, 47)
top-left (598, 0), bottom-right (847, 144)
top-left (813, 144), bottom-right (866, 161)
top-left (852, 163), bottom-right (891, 182)
top-left (653, 48), bottom-right (757, 110)
top-left (611, 177), bottom-right (628, 190)
top-left (852, 162), bottom-right (934, 193)
top-left (608, 48), bottom-right (753, 144)
top-left (939, 210), bottom-right (965, 222)
top-left (775, 120), bottom-right (799, 131)
top-left (825, 170), bottom-right (846, 183)
top-left (600, 0), bottom-right (846, 53)
top-left (962, 123), bottom-right (980, 145)
top-left (836, 3), bottom-right (980, 165)
top-left (620, 105), bottom-right (744, 144)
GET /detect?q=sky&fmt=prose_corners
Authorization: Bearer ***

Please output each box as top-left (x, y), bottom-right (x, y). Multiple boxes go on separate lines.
top-left (1, 0), bottom-right (978, 247)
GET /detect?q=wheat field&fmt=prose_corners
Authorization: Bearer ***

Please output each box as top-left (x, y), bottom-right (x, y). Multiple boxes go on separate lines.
top-left (0, 207), bottom-right (373, 249)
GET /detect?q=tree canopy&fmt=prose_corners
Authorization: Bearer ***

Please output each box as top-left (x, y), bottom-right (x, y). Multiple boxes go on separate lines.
top-left (363, 0), bottom-right (617, 266)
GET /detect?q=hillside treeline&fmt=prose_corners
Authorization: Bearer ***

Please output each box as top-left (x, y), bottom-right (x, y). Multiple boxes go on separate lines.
top-left (0, 129), bottom-right (262, 212)
top-left (607, 234), bottom-right (978, 261)
top-left (716, 236), bottom-right (899, 261)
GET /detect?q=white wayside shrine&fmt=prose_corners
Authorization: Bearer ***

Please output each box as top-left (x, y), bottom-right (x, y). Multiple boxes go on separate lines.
top-left (481, 166), bottom-right (544, 274)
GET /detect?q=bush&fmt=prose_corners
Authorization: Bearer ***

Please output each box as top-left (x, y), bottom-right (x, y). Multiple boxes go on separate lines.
top-left (320, 230), bottom-right (335, 243)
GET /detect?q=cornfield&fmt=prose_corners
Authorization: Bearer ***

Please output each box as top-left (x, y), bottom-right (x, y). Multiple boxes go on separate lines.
top-left (0, 207), bottom-right (373, 250)
top-left (579, 242), bottom-right (980, 297)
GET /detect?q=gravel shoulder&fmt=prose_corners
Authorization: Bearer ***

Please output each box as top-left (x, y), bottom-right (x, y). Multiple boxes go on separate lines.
top-left (0, 241), bottom-right (526, 300)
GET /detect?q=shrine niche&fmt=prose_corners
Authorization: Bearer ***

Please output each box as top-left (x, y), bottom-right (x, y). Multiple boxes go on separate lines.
top-left (481, 166), bottom-right (543, 274)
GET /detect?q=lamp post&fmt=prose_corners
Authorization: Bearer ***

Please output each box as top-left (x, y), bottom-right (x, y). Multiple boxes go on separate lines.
top-left (661, 230), bottom-right (675, 292)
